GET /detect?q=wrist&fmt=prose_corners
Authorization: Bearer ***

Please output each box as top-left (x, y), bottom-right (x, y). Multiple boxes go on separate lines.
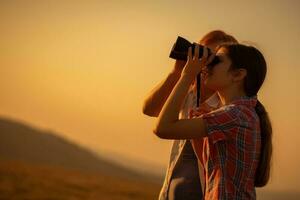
top-left (181, 72), bottom-right (195, 79)
top-left (170, 68), bottom-right (182, 76)
top-left (169, 70), bottom-right (182, 81)
top-left (180, 73), bottom-right (195, 83)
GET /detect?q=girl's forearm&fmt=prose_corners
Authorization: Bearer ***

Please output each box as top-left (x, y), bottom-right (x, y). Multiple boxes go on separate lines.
top-left (156, 74), bottom-right (194, 128)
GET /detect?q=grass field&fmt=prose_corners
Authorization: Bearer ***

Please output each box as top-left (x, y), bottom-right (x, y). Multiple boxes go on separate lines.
top-left (0, 160), bottom-right (162, 200)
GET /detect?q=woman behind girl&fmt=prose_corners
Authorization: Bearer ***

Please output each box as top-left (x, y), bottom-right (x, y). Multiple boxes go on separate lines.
top-left (153, 43), bottom-right (272, 199)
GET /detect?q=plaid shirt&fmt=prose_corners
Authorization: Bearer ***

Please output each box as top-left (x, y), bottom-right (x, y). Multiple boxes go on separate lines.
top-left (191, 95), bottom-right (261, 200)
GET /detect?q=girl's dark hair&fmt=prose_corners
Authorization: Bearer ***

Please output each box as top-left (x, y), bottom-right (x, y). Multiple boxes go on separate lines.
top-left (220, 44), bottom-right (273, 187)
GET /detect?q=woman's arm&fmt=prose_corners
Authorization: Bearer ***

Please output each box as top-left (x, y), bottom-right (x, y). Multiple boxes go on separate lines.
top-left (142, 70), bottom-right (182, 117)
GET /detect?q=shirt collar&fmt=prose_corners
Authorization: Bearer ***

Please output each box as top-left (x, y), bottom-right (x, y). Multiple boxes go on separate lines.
top-left (205, 92), bottom-right (258, 108)
top-left (204, 92), bottom-right (220, 109)
top-left (230, 95), bottom-right (258, 107)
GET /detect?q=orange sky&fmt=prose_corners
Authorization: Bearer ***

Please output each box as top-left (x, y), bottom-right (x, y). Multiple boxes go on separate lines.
top-left (0, 0), bottom-right (299, 192)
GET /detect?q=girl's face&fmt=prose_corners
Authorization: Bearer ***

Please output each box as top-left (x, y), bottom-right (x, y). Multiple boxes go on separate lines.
top-left (202, 47), bottom-right (234, 91)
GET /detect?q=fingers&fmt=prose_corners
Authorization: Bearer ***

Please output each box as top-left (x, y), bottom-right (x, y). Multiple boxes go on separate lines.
top-left (203, 46), bottom-right (208, 60)
top-left (188, 46), bottom-right (192, 61)
top-left (188, 45), bottom-right (211, 63)
top-left (201, 46), bottom-right (217, 67)
top-left (207, 53), bottom-right (215, 65)
top-left (194, 44), bottom-right (199, 60)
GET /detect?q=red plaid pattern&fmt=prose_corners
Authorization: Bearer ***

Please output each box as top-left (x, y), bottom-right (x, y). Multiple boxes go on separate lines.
top-left (191, 95), bottom-right (261, 200)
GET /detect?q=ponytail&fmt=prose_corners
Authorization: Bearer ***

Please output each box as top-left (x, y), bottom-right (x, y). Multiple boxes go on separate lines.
top-left (254, 100), bottom-right (273, 187)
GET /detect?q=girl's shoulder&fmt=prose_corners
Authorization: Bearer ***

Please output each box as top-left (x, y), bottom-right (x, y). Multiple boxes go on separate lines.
top-left (208, 95), bottom-right (258, 118)
top-left (203, 102), bottom-right (258, 125)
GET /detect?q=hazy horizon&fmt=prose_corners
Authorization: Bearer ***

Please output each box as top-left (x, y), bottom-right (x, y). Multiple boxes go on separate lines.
top-left (1, 0), bottom-right (299, 194)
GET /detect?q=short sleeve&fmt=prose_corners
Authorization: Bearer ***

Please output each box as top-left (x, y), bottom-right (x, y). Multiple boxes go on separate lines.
top-left (202, 105), bottom-right (238, 144)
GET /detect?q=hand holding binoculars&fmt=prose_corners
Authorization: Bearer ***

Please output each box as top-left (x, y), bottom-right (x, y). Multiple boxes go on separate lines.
top-left (169, 36), bottom-right (220, 69)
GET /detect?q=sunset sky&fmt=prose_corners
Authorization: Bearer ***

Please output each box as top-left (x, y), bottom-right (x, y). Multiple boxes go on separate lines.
top-left (0, 0), bottom-right (299, 193)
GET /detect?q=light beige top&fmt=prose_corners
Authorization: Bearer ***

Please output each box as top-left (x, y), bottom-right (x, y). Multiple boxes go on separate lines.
top-left (158, 84), bottom-right (221, 200)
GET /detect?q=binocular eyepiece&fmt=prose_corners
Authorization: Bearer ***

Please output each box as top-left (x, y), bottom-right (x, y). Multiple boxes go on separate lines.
top-left (169, 36), bottom-right (220, 69)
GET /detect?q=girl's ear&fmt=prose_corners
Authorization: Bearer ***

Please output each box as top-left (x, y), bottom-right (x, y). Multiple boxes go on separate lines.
top-left (232, 68), bottom-right (247, 82)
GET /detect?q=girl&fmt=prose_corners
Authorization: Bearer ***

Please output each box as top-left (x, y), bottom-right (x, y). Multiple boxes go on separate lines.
top-left (143, 30), bottom-right (238, 200)
top-left (153, 43), bottom-right (272, 199)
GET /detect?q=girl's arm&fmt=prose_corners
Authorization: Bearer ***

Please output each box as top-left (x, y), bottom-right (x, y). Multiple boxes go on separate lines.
top-left (153, 45), bottom-right (214, 139)
top-left (153, 74), bottom-right (208, 139)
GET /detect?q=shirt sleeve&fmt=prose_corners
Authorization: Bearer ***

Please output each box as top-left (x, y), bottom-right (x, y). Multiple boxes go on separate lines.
top-left (201, 105), bottom-right (238, 144)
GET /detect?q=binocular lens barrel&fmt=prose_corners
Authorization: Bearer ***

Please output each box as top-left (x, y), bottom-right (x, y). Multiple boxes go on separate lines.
top-left (169, 36), bottom-right (220, 69)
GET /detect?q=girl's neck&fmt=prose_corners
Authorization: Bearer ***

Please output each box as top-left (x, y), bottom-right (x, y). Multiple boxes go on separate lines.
top-left (217, 88), bottom-right (247, 106)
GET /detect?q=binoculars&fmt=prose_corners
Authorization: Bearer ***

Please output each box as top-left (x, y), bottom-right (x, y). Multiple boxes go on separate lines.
top-left (169, 36), bottom-right (220, 68)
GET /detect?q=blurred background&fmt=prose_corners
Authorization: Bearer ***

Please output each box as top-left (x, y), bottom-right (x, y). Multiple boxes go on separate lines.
top-left (0, 0), bottom-right (299, 199)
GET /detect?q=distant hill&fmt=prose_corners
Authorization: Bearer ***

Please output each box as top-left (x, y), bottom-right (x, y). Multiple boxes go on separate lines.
top-left (0, 116), bottom-right (161, 182)
top-left (0, 116), bottom-right (163, 199)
